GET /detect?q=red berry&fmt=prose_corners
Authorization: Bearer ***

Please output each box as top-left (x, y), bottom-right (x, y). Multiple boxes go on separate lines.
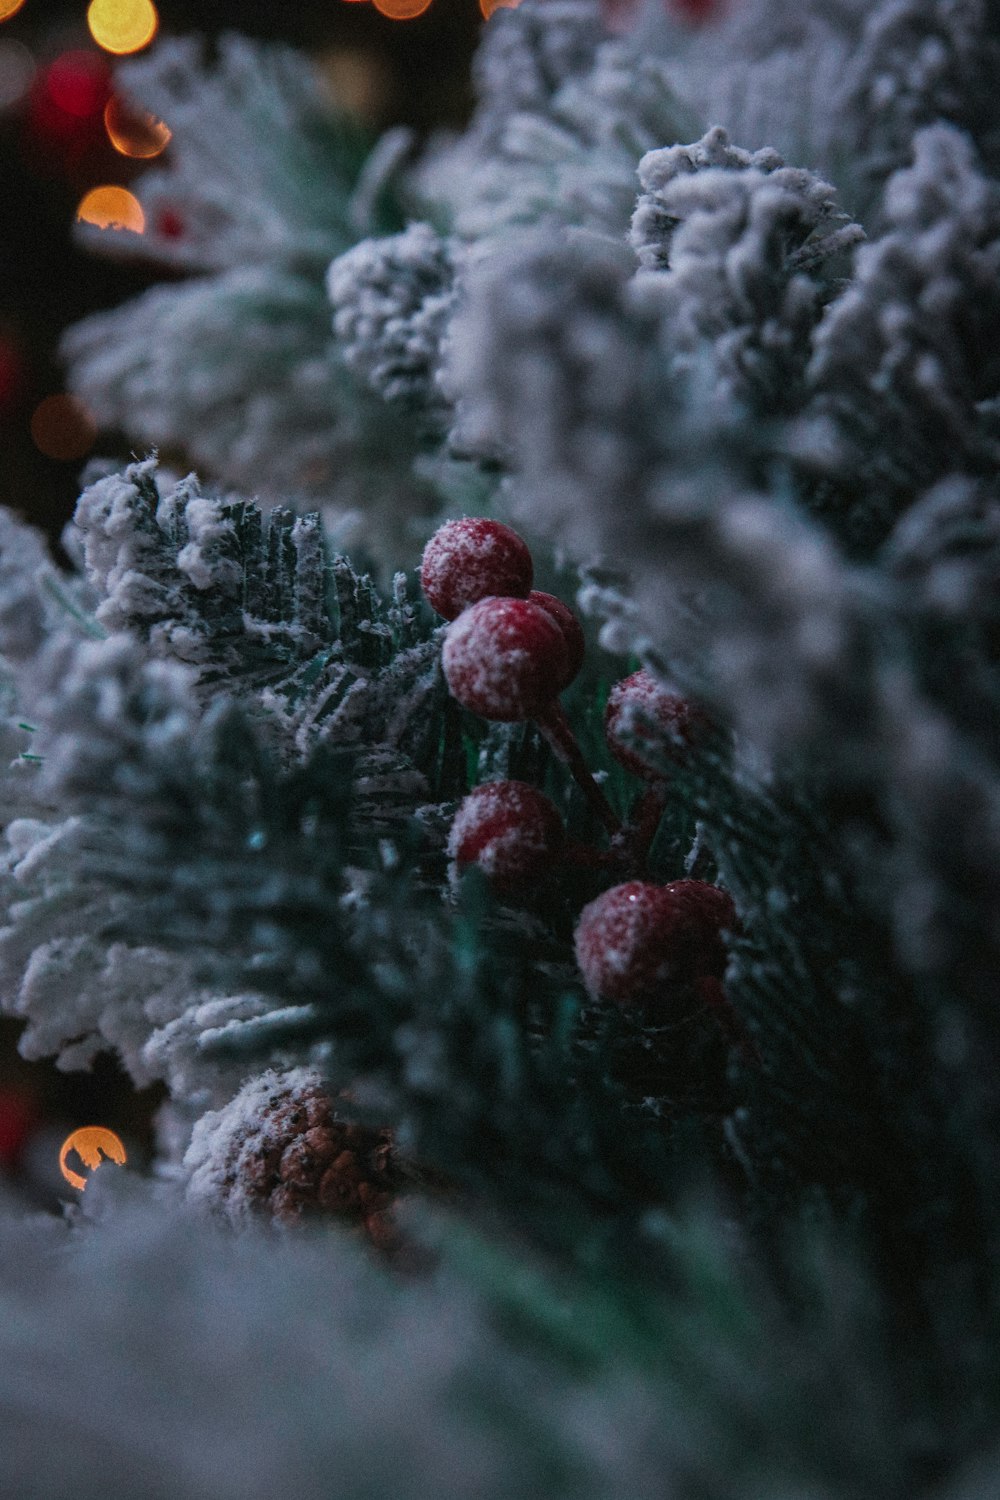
top-left (156, 208), bottom-right (186, 240)
top-left (574, 879), bottom-right (736, 1011)
top-left (667, 0), bottom-right (725, 23)
top-left (527, 591), bottom-right (585, 690)
top-left (0, 1087), bottom-right (38, 1170)
top-left (449, 780), bottom-right (563, 887)
top-left (421, 518), bottom-right (533, 621)
top-left (600, 0), bottom-right (642, 33)
top-left (442, 596), bottom-right (569, 721)
top-left (604, 669), bottom-right (708, 781)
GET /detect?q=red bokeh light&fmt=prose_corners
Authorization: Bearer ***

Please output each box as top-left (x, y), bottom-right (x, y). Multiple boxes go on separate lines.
top-left (0, 1087), bottom-right (38, 1170)
top-left (0, 336), bottom-right (23, 413)
top-left (44, 50), bottom-right (110, 118)
top-left (25, 51), bottom-right (111, 168)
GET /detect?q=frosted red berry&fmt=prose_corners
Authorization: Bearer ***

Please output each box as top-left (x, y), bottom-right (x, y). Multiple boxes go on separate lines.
top-left (449, 780), bottom-right (564, 887)
top-left (574, 879), bottom-right (736, 1010)
top-left (527, 591), bottom-right (585, 690)
top-left (604, 669), bottom-right (708, 780)
top-left (420, 517), bottom-right (534, 621)
top-left (442, 596), bottom-right (569, 721)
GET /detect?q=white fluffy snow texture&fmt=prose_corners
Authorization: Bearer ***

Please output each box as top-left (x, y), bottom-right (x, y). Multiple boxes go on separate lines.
top-left (643, 0), bottom-right (1000, 214)
top-left (62, 267), bottom-right (414, 511)
top-left (807, 123), bottom-right (1000, 494)
top-left (0, 1183), bottom-right (708, 1500)
top-left (417, 0), bottom-right (695, 242)
top-left (0, 509), bottom-right (53, 665)
top-left (630, 127), bottom-right (861, 275)
top-left (328, 224), bottom-right (458, 417)
top-left (0, 635), bottom-right (277, 1102)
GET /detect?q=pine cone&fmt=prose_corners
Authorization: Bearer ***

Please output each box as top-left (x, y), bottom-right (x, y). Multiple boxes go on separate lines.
top-left (185, 1069), bottom-right (406, 1254)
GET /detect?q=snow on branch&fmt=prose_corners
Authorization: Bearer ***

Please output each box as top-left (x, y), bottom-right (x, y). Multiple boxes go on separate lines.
top-left (328, 223), bottom-right (459, 426)
top-left (806, 124), bottom-right (1000, 532)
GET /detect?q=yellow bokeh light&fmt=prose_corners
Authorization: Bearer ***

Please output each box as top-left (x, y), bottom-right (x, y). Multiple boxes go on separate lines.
top-left (373, 0), bottom-right (432, 19)
top-left (316, 48), bottom-right (391, 123)
top-left (480, 0), bottom-right (522, 16)
top-left (58, 1126), bottom-right (128, 1191)
top-left (76, 183), bottom-right (145, 233)
top-left (30, 395), bottom-right (97, 462)
top-left (104, 95), bottom-right (171, 158)
top-left (0, 0), bottom-right (28, 23)
top-left (87, 0), bottom-right (158, 56)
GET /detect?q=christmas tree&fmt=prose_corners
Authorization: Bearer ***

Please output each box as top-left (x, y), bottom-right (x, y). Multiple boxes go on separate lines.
top-left (2, 1), bottom-right (1000, 1493)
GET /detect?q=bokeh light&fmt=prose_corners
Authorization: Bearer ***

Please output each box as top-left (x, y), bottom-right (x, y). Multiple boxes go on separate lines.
top-left (0, 335), bottom-right (22, 413)
top-left (76, 183), bottom-right (145, 232)
top-left (87, 0), bottom-right (158, 56)
top-left (0, 39), bottom-right (34, 110)
top-left (480, 0), bottom-right (521, 15)
top-left (373, 0), bottom-right (433, 20)
top-left (0, 0), bottom-right (27, 23)
top-left (58, 1126), bottom-right (128, 1191)
top-left (25, 53), bottom-right (110, 169)
top-left (30, 394), bottom-right (97, 462)
top-left (44, 51), bottom-right (109, 118)
top-left (0, 1086), bottom-right (37, 1170)
top-left (316, 48), bottom-right (391, 123)
top-left (104, 94), bottom-right (171, 158)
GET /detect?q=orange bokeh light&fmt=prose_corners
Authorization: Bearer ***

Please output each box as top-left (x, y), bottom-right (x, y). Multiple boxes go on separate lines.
top-left (480, 0), bottom-right (522, 15)
top-left (373, 0), bottom-right (432, 19)
top-left (58, 1126), bottom-right (128, 1191)
top-left (0, 0), bottom-right (27, 25)
top-left (87, 0), bottom-right (158, 56)
top-left (76, 183), bottom-right (145, 233)
top-left (30, 395), bottom-right (97, 462)
top-left (104, 94), bottom-right (171, 158)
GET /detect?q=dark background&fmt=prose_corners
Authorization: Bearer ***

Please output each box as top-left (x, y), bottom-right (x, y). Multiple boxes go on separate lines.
top-left (0, 0), bottom-right (479, 1200)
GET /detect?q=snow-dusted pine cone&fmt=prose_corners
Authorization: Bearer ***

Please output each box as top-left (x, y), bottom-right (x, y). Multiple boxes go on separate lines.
top-left (184, 1069), bottom-right (405, 1253)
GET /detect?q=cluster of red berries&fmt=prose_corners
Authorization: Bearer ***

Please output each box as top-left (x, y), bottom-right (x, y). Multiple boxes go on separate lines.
top-left (421, 517), bottom-right (585, 720)
top-left (421, 518), bottom-right (747, 1037)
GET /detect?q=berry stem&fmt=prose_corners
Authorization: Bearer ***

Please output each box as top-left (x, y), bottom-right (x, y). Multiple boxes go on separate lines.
top-left (561, 838), bottom-right (620, 869)
top-left (534, 702), bottom-right (622, 838)
top-left (696, 974), bottom-right (762, 1067)
top-left (622, 783), bottom-right (668, 873)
